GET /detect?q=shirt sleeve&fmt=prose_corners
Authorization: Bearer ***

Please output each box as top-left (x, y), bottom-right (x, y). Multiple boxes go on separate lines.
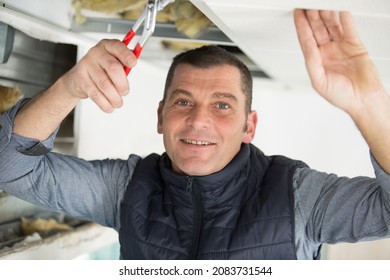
top-left (293, 154), bottom-right (390, 259)
top-left (0, 100), bottom-right (141, 231)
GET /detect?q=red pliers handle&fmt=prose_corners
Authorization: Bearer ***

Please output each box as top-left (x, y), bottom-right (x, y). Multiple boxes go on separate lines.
top-left (122, 0), bottom-right (173, 75)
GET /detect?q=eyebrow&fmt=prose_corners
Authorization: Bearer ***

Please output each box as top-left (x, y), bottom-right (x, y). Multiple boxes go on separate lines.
top-left (212, 92), bottom-right (238, 103)
top-left (168, 89), bottom-right (238, 103)
top-left (168, 89), bottom-right (192, 100)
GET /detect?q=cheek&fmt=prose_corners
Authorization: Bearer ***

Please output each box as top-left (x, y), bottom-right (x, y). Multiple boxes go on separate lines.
top-left (160, 113), bottom-right (180, 136)
top-left (218, 114), bottom-right (247, 131)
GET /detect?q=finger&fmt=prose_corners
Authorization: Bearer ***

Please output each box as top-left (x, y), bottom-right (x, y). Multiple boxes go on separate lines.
top-left (89, 88), bottom-right (116, 113)
top-left (294, 9), bottom-right (326, 91)
top-left (89, 58), bottom-right (125, 110)
top-left (320, 10), bottom-right (343, 41)
top-left (83, 70), bottom-right (116, 113)
top-left (294, 9), bottom-right (322, 63)
top-left (98, 50), bottom-right (130, 99)
top-left (305, 10), bottom-right (331, 45)
top-left (87, 39), bottom-right (137, 111)
top-left (62, 61), bottom-right (114, 112)
top-left (339, 11), bottom-right (362, 44)
top-left (99, 39), bottom-right (135, 95)
top-left (83, 44), bottom-right (123, 110)
top-left (294, 9), bottom-right (313, 49)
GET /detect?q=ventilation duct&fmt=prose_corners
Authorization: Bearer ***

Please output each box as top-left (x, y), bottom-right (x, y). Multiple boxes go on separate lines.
top-left (0, 22), bottom-right (14, 63)
top-left (0, 28), bottom-right (77, 98)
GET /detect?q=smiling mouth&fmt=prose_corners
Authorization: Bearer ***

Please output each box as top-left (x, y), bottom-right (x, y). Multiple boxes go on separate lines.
top-left (182, 139), bottom-right (215, 146)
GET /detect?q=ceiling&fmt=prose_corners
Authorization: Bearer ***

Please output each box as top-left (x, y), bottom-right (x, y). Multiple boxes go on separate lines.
top-left (191, 0), bottom-right (390, 90)
top-left (0, 0), bottom-right (389, 91)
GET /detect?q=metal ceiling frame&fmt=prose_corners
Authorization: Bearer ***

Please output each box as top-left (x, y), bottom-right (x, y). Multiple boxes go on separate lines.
top-left (70, 16), bottom-right (234, 46)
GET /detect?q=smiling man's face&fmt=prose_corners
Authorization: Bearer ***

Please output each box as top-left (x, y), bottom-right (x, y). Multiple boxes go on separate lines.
top-left (157, 63), bottom-right (257, 176)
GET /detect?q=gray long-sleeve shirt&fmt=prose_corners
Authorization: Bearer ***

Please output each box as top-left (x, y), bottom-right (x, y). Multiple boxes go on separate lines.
top-left (1, 100), bottom-right (390, 259)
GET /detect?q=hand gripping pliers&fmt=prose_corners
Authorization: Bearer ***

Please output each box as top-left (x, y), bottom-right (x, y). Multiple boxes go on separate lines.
top-left (122, 0), bottom-right (174, 75)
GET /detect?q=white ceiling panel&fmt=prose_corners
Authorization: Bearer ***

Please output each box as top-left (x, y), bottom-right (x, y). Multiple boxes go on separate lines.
top-left (192, 0), bottom-right (390, 89)
top-left (193, 0), bottom-right (390, 16)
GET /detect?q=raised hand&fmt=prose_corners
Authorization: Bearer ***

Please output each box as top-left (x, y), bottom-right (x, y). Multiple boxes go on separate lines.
top-left (62, 39), bottom-right (136, 113)
top-left (294, 9), bottom-right (385, 115)
top-left (13, 39), bottom-right (136, 140)
top-left (294, 9), bottom-right (390, 174)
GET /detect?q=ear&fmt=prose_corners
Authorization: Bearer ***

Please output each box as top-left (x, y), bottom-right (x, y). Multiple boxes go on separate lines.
top-left (157, 101), bottom-right (164, 134)
top-left (243, 110), bottom-right (258, 143)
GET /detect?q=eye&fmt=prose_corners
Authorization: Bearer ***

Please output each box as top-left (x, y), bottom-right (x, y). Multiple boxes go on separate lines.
top-left (216, 102), bottom-right (231, 109)
top-left (175, 99), bottom-right (190, 107)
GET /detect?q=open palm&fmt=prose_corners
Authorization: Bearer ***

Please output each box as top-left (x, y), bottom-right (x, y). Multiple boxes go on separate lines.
top-left (294, 10), bottom-right (383, 115)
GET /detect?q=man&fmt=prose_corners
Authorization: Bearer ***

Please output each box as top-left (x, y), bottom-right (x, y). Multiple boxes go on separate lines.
top-left (0, 9), bottom-right (389, 259)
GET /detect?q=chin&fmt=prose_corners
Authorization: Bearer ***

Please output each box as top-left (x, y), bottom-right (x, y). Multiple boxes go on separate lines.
top-left (186, 170), bottom-right (212, 176)
top-left (178, 163), bottom-right (220, 177)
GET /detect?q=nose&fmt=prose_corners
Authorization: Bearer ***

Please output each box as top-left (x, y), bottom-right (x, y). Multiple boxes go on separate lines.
top-left (185, 105), bottom-right (210, 129)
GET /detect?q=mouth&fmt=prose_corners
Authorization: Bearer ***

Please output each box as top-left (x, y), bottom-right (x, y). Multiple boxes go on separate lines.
top-left (181, 139), bottom-right (216, 146)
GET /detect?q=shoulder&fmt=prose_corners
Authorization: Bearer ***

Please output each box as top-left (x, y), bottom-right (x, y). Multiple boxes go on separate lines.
top-left (270, 155), bottom-right (309, 169)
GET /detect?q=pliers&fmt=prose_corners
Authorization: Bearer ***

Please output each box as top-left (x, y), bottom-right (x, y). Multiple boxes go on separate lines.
top-left (122, 0), bottom-right (174, 75)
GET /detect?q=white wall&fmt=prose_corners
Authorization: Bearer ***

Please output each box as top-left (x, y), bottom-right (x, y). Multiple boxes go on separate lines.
top-left (252, 80), bottom-right (373, 178)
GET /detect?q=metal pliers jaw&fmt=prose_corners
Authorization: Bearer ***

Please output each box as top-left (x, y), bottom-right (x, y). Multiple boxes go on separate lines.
top-left (122, 0), bottom-right (174, 75)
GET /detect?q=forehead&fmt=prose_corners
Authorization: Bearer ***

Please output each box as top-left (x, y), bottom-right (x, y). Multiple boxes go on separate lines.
top-left (169, 64), bottom-right (243, 94)
top-left (172, 63), bottom-right (240, 78)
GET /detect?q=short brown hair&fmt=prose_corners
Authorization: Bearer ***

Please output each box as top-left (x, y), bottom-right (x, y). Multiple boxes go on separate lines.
top-left (163, 45), bottom-right (253, 114)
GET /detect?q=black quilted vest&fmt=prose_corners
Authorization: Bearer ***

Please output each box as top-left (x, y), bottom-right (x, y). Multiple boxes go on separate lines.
top-left (119, 144), bottom-right (307, 259)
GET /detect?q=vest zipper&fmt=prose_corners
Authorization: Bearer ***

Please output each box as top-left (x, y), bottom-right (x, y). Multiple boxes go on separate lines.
top-left (186, 176), bottom-right (203, 259)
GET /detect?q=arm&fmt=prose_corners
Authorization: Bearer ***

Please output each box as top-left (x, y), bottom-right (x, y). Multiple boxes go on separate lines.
top-left (13, 39), bottom-right (136, 141)
top-left (0, 39), bottom-right (138, 228)
top-left (294, 9), bottom-right (390, 174)
top-left (1, 99), bottom-right (141, 230)
top-left (293, 164), bottom-right (390, 259)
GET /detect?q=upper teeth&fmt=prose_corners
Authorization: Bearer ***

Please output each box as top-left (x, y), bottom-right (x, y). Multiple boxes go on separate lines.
top-left (184, 139), bottom-right (212, 146)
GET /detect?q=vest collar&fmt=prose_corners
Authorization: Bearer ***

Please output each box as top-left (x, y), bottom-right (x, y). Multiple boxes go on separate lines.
top-left (160, 144), bottom-right (249, 184)
top-left (159, 144), bottom-right (266, 208)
